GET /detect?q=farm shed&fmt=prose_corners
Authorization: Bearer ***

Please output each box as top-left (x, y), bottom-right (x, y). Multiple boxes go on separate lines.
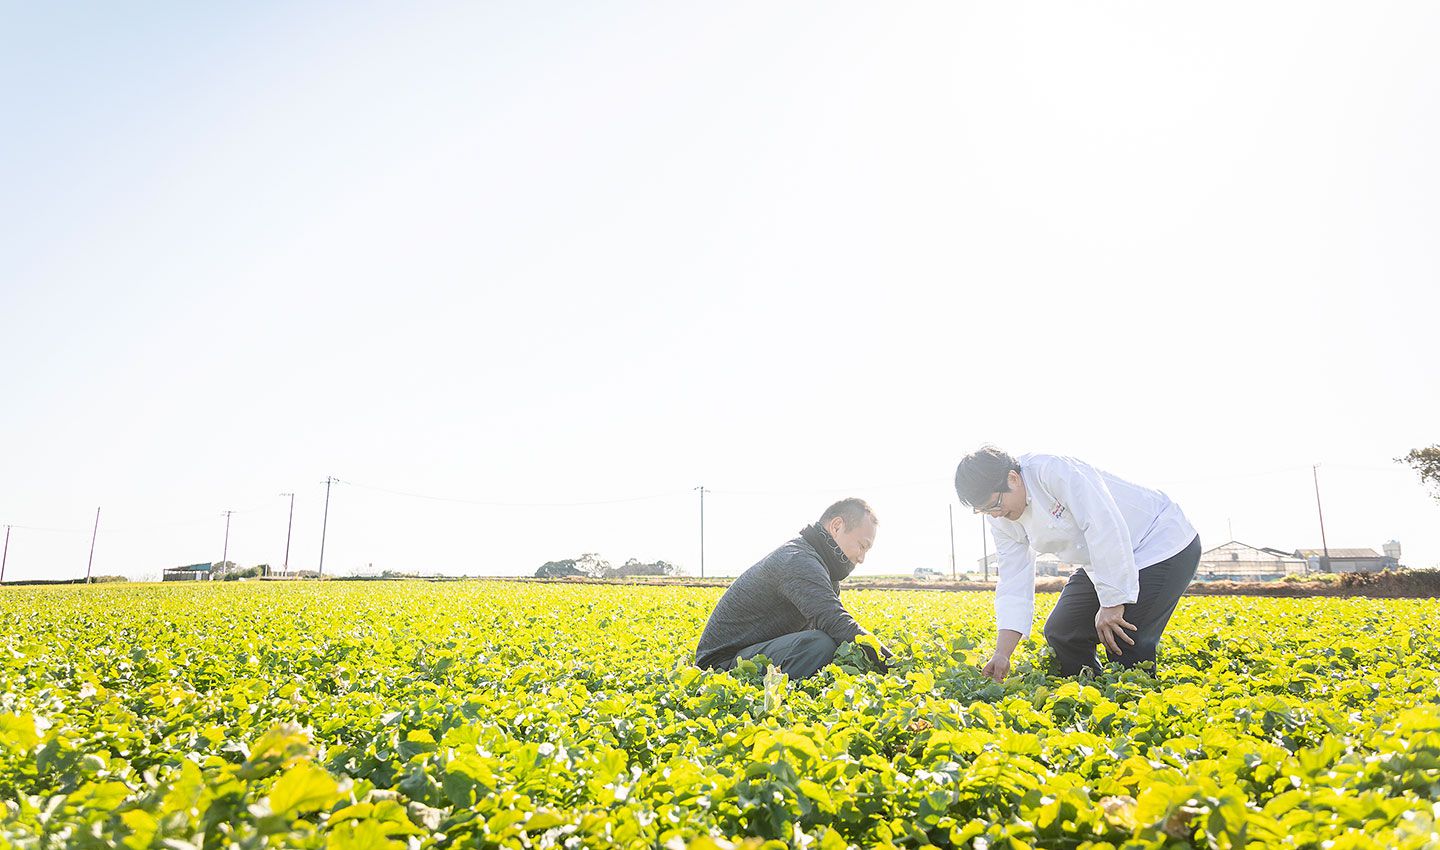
top-left (163, 562), bottom-right (213, 582)
top-left (1293, 547), bottom-right (1399, 574)
top-left (976, 552), bottom-right (1077, 577)
top-left (1196, 541), bottom-right (1306, 582)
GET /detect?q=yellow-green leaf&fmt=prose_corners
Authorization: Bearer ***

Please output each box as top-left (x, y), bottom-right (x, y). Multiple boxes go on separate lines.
top-left (270, 761), bottom-right (341, 816)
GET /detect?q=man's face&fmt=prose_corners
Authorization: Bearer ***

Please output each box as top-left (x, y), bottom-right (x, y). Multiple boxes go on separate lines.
top-left (975, 471), bottom-right (1027, 521)
top-left (827, 514), bottom-right (878, 565)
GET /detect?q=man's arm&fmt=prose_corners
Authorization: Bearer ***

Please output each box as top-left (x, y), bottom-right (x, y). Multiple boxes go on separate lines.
top-left (779, 553), bottom-right (890, 666)
top-left (986, 523), bottom-right (1036, 681)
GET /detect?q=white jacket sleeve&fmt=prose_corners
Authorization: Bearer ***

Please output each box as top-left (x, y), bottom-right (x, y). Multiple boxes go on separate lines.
top-left (1036, 456), bottom-right (1138, 607)
top-left (990, 520), bottom-right (1037, 637)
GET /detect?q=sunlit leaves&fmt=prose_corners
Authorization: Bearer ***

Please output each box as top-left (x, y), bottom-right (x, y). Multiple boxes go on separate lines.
top-left (0, 583), bottom-right (1437, 848)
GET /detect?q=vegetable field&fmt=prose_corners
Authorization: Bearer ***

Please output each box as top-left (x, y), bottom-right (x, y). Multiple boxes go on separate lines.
top-left (1, 582), bottom-right (1438, 849)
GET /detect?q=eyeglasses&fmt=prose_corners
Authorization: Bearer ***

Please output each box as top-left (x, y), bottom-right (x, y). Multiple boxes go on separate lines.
top-left (973, 489), bottom-right (1008, 515)
top-left (972, 483), bottom-right (1010, 515)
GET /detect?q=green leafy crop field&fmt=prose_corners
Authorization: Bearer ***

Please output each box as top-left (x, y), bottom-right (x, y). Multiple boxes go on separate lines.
top-left (1, 583), bottom-right (1437, 849)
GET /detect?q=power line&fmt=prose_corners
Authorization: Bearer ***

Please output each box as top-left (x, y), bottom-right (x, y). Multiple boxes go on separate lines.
top-left (0, 523), bottom-right (89, 534)
top-left (337, 478), bottom-right (688, 508)
top-left (710, 477), bottom-right (949, 497)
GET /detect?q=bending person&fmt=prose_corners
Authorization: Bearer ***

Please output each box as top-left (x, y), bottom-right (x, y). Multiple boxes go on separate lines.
top-left (954, 447), bottom-right (1200, 680)
top-left (696, 498), bottom-right (890, 680)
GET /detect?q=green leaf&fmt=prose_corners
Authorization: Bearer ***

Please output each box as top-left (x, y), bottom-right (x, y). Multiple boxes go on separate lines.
top-left (270, 761), bottom-right (342, 816)
top-left (325, 818), bottom-right (406, 850)
top-left (0, 713), bottom-right (40, 751)
top-left (239, 724), bottom-right (314, 780)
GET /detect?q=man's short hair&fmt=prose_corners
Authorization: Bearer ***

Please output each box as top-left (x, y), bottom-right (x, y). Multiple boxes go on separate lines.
top-left (954, 446), bottom-right (1020, 507)
top-left (819, 498), bottom-right (876, 530)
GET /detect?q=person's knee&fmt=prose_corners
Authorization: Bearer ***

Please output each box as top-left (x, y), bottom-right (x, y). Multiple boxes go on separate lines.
top-left (1127, 636), bottom-right (1159, 661)
top-left (1044, 617), bottom-right (1084, 651)
top-left (801, 629), bottom-right (838, 657)
top-left (784, 631), bottom-right (838, 679)
top-left (1112, 636), bottom-right (1158, 669)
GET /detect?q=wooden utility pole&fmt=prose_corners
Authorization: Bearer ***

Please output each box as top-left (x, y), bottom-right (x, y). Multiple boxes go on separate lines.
top-left (1, 525), bottom-right (10, 583)
top-left (86, 507), bottom-right (101, 584)
top-left (948, 504), bottom-right (956, 580)
top-left (981, 514), bottom-right (989, 582)
top-left (221, 510), bottom-right (234, 573)
top-left (1312, 464), bottom-right (1331, 571)
top-left (318, 477), bottom-right (337, 578)
top-left (694, 486), bottom-right (708, 578)
top-left (280, 492), bottom-right (295, 576)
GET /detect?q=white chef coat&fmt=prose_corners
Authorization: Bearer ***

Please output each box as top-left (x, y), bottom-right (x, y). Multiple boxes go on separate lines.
top-left (988, 453), bottom-right (1196, 637)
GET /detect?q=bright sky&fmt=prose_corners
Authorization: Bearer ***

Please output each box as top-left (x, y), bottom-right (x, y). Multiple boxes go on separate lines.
top-left (3, 3), bottom-right (1437, 583)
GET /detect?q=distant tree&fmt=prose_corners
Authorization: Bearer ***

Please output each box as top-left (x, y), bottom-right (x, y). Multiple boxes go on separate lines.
top-left (575, 553), bottom-right (610, 577)
top-left (535, 553), bottom-right (614, 579)
top-left (535, 560), bottom-right (584, 579)
top-left (1397, 445), bottom-right (1440, 501)
top-left (607, 559), bottom-right (683, 578)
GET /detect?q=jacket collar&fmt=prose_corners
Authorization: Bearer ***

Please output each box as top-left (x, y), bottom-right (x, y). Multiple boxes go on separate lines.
top-left (799, 522), bottom-right (855, 582)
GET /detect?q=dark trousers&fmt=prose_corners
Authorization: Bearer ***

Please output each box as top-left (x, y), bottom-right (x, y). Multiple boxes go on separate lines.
top-left (737, 629), bottom-right (838, 680)
top-left (1042, 535), bottom-right (1201, 676)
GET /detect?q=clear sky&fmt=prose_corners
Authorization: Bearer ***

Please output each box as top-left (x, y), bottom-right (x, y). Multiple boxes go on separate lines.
top-left (3, 3), bottom-right (1437, 583)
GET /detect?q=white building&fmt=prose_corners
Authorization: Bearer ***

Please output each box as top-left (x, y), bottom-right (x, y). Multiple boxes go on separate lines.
top-left (1196, 541), bottom-right (1307, 582)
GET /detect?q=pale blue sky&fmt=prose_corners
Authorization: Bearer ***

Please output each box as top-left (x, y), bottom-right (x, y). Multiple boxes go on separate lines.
top-left (3, 3), bottom-right (1438, 581)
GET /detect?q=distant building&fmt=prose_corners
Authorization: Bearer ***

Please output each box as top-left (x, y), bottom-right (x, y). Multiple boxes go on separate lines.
top-left (1196, 541), bottom-right (1306, 582)
top-left (163, 563), bottom-right (212, 582)
top-left (1293, 546), bottom-right (1399, 574)
top-left (976, 552), bottom-right (1077, 578)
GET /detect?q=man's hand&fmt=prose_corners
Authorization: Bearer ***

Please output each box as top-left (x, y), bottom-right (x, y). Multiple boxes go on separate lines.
top-left (1094, 604), bottom-right (1137, 656)
top-left (981, 653), bottom-right (1011, 683)
top-left (981, 630), bottom-right (1024, 683)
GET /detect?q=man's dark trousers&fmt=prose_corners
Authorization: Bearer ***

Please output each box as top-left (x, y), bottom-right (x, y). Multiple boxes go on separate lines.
top-left (1042, 535), bottom-right (1201, 676)
top-left (736, 630), bottom-right (838, 680)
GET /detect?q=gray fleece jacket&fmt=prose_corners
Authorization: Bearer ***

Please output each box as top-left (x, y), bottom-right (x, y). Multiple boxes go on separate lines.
top-left (695, 532), bottom-right (867, 670)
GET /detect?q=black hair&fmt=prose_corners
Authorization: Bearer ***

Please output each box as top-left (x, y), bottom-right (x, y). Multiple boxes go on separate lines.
top-left (819, 498), bottom-right (876, 530)
top-left (954, 446), bottom-right (1020, 506)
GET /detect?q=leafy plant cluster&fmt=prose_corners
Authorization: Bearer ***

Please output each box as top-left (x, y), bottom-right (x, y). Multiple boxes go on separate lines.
top-left (0, 584), bottom-right (1437, 849)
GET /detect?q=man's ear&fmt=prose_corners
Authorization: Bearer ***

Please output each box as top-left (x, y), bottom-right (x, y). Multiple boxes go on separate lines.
top-left (827, 517), bottom-right (846, 536)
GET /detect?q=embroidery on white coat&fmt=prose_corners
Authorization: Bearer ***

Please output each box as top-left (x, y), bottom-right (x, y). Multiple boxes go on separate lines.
top-left (1050, 501), bottom-right (1067, 520)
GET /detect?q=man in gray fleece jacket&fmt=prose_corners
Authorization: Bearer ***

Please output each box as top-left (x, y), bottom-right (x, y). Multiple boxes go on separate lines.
top-left (695, 498), bottom-right (890, 679)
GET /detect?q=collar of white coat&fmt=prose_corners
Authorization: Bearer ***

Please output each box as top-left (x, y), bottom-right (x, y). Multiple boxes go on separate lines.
top-left (991, 453), bottom-right (1050, 526)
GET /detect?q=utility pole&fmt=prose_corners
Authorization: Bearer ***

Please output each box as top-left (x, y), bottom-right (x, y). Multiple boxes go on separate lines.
top-left (981, 515), bottom-right (989, 582)
top-left (1312, 464), bottom-right (1331, 572)
top-left (318, 476), bottom-right (337, 578)
top-left (694, 486), bottom-right (708, 579)
top-left (1, 525), bottom-right (10, 584)
top-left (86, 507), bottom-right (101, 584)
top-left (280, 493), bottom-right (295, 577)
top-left (221, 510), bottom-right (234, 573)
top-left (948, 504), bottom-right (956, 580)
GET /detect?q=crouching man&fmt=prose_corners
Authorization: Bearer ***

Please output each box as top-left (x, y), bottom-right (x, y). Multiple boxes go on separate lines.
top-left (695, 498), bottom-right (890, 680)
